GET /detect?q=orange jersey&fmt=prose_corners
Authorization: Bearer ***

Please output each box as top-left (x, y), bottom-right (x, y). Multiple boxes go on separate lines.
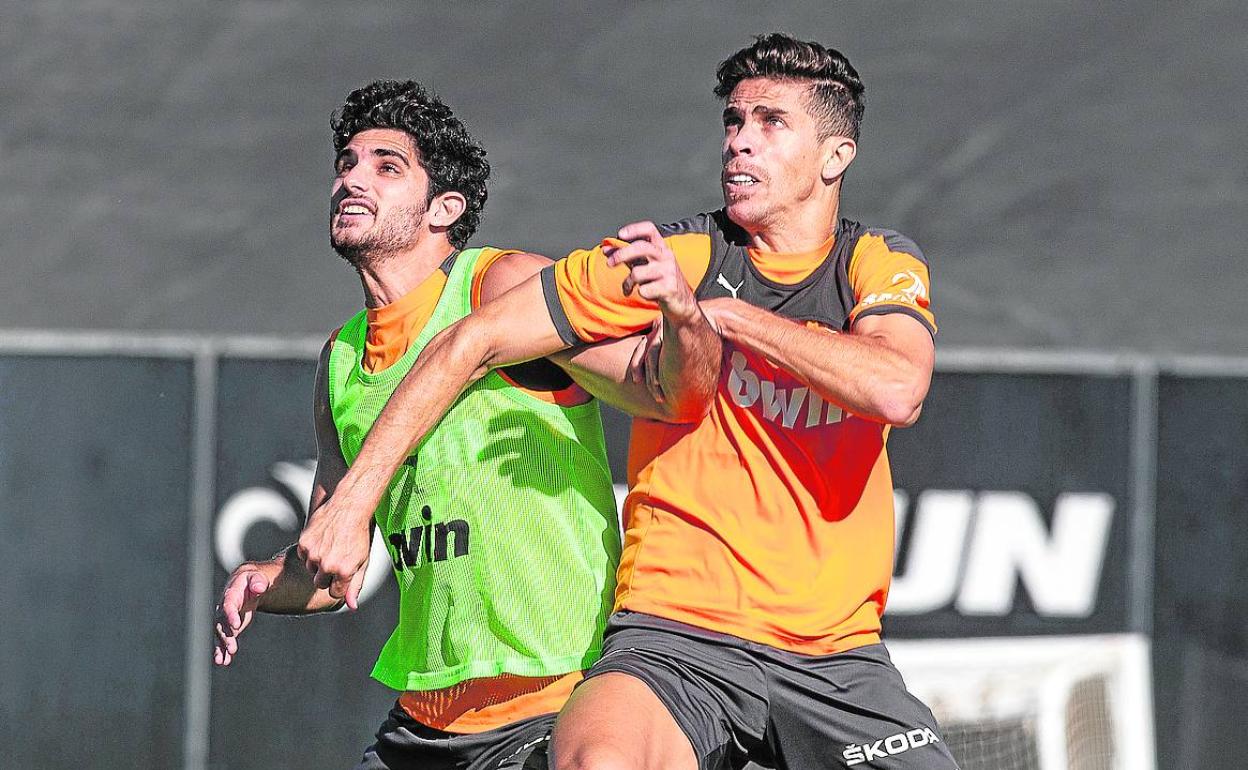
top-left (542, 211), bottom-right (935, 655)
top-left (352, 247), bottom-right (583, 732)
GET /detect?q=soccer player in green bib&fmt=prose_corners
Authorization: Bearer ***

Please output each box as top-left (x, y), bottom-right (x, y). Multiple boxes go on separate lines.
top-left (211, 80), bottom-right (720, 770)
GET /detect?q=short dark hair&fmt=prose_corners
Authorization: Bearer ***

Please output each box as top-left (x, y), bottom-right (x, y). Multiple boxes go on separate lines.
top-left (331, 80), bottom-right (489, 249)
top-left (714, 33), bottom-right (865, 141)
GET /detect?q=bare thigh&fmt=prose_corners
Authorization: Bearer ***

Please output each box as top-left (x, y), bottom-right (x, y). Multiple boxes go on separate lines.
top-left (550, 672), bottom-right (697, 770)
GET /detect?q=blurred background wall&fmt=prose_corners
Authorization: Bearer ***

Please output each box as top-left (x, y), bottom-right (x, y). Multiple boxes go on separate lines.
top-left (4, 0), bottom-right (1245, 350)
top-left (1, 2), bottom-right (1245, 768)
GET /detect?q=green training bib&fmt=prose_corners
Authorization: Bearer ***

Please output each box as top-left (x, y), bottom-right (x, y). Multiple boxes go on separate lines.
top-left (327, 247), bottom-right (620, 691)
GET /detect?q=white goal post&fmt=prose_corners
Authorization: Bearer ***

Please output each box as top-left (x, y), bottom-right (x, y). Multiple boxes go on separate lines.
top-left (887, 634), bottom-right (1155, 770)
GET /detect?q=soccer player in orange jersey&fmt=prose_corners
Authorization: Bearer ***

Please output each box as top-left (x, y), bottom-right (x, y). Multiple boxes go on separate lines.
top-left (298, 36), bottom-right (959, 769)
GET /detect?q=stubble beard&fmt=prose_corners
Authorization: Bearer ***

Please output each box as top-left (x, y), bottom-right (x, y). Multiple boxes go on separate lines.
top-left (331, 200), bottom-right (427, 270)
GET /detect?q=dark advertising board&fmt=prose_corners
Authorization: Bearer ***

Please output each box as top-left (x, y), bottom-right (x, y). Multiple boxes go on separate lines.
top-left (884, 371), bottom-right (1136, 637)
top-left (10, 345), bottom-right (1233, 770)
top-left (0, 354), bottom-right (194, 769)
top-left (1152, 373), bottom-right (1248, 770)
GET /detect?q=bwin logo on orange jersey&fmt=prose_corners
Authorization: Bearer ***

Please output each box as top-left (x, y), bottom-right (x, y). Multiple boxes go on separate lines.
top-left (725, 351), bottom-right (844, 429)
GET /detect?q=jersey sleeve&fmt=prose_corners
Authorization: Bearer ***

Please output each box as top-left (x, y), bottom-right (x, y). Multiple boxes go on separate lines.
top-left (541, 232), bottom-right (712, 345)
top-left (847, 229), bottom-right (937, 337)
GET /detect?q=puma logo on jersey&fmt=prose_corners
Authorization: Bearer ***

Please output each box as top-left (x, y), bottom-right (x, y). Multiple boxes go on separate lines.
top-left (716, 273), bottom-right (745, 298)
top-left (843, 727), bottom-right (941, 766)
top-left (387, 504), bottom-right (470, 570)
top-left (725, 351), bottom-right (843, 429)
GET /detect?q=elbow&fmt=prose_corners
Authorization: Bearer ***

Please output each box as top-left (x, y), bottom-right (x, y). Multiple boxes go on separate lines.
top-left (874, 380), bottom-right (927, 428)
top-left (882, 401), bottom-right (923, 428)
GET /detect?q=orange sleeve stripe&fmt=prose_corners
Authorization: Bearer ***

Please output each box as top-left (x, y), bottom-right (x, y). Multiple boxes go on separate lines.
top-left (551, 233), bottom-right (712, 343)
top-left (847, 233), bottom-right (937, 334)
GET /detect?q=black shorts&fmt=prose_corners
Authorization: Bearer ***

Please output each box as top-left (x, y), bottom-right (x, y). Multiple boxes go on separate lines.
top-left (354, 702), bottom-right (552, 770)
top-left (583, 611), bottom-right (960, 770)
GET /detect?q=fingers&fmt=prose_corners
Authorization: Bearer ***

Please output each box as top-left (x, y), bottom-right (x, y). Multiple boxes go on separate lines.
top-left (606, 239), bottom-right (666, 270)
top-left (328, 573), bottom-right (348, 602)
top-left (213, 617), bottom-right (238, 666)
top-left (299, 523), bottom-right (370, 601)
top-left (619, 259), bottom-right (669, 297)
top-left (214, 568), bottom-right (270, 666)
top-left (344, 565), bottom-right (368, 612)
top-left (628, 335), bottom-right (648, 385)
top-left (616, 221), bottom-right (664, 246)
top-left (323, 558), bottom-right (364, 604)
top-left (310, 557), bottom-right (353, 593)
top-left (213, 626), bottom-right (228, 666)
top-left (644, 320), bottom-right (664, 403)
top-left (603, 228), bottom-right (692, 315)
top-left (297, 530), bottom-right (331, 589)
top-left (221, 575), bottom-right (247, 631)
top-left (213, 603), bottom-right (241, 666)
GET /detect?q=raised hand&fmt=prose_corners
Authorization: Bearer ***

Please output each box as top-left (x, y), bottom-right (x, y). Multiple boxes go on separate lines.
top-left (213, 567), bottom-right (271, 666)
top-left (605, 221), bottom-right (699, 324)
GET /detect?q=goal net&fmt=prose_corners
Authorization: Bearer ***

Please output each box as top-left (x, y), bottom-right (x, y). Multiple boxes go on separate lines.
top-left (886, 635), bottom-right (1155, 770)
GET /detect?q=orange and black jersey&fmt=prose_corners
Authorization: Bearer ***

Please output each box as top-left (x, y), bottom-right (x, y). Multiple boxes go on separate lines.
top-left (539, 210), bottom-right (934, 655)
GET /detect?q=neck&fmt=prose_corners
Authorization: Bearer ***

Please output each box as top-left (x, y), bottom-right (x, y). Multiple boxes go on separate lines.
top-left (744, 188), bottom-right (841, 253)
top-left (355, 237), bottom-right (456, 308)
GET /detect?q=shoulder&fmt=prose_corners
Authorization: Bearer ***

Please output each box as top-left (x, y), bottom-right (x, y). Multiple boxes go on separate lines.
top-left (472, 248), bottom-right (553, 308)
top-left (655, 211), bottom-right (716, 237)
top-left (856, 226), bottom-right (927, 265)
top-left (656, 209), bottom-right (751, 246)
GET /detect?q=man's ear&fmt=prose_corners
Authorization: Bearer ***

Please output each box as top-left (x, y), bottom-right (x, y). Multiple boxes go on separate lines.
top-left (821, 137), bottom-right (857, 183)
top-left (427, 190), bottom-right (467, 229)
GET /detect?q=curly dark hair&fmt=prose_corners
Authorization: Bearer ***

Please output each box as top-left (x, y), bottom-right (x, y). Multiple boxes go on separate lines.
top-left (715, 33), bottom-right (865, 142)
top-left (331, 80), bottom-right (489, 249)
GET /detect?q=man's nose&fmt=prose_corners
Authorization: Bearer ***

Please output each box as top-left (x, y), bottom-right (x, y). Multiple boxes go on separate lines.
top-left (725, 126), bottom-right (755, 157)
top-left (341, 164), bottom-right (371, 192)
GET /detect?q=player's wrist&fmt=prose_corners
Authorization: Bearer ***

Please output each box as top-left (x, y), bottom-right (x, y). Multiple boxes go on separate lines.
top-left (332, 470), bottom-right (386, 526)
top-left (659, 287), bottom-right (701, 328)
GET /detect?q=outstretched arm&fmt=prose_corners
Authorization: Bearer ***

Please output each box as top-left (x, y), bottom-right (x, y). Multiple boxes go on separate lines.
top-left (296, 275), bottom-right (571, 603)
top-left (701, 299), bottom-right (933, 426)
top-left (297, 225), bottom-right (720, 603)
top-left (213, 339), bottom-right (356, 665)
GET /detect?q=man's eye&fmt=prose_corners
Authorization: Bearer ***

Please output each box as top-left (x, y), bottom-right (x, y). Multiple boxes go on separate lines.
top-left (381, 163), bottom-right (400, 174)
top-left (767, 116), bottom-right (785, 127)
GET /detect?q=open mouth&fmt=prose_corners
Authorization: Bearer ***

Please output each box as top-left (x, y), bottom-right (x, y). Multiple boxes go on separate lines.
top-left (723, 172), bottom-right (760, 189)
top-left (335, 198), bottom-right (377, 224)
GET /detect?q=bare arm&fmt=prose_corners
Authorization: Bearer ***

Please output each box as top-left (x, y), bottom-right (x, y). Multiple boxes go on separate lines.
top-left (296, 275), bottom-right (570, 601)
top-left (212, 339), bottom-right (353, 665)
top-left (701, 298), bottom-right (933, 427)
top-left (297, 224), bottom-right (721, 600)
